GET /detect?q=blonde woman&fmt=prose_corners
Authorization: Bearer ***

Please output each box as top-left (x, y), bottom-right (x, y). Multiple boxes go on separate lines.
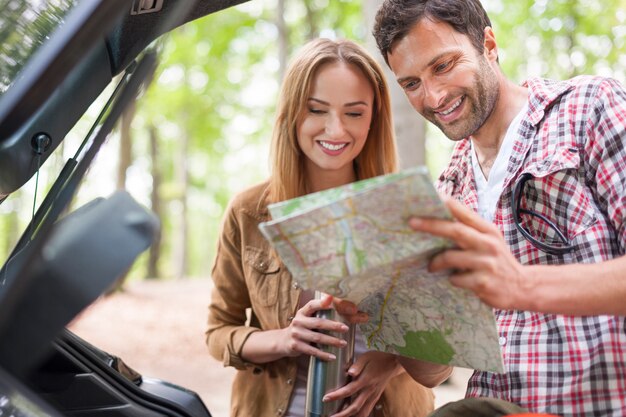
top-left (206, 38), bottom-right (450, 417)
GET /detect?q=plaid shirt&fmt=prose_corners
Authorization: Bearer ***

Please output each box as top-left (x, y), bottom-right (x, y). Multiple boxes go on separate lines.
top-left (437, 76), bottom-right (626, 416)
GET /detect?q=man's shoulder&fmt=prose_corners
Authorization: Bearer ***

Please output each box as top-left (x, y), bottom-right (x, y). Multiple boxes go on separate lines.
top-left (525, 75), bottom-right (625, 122)
top-left (526, 75), bottom-right (624, 100)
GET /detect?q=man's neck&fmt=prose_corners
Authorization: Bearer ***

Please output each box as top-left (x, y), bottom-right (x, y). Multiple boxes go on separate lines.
top-left (471, 79), bottom-right (528, 180)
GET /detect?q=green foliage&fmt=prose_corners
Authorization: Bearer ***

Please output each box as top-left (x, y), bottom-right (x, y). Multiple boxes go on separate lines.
top-left (131, 0), bottom-right (366, 278)
top-left (0, 0), bottom-right (74, 93)
top-left (485, 0), bottom-right (626, 82)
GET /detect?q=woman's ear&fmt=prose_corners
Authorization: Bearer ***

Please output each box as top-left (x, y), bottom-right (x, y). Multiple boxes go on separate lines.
top-left (483, 26), bottom-right (499, 62)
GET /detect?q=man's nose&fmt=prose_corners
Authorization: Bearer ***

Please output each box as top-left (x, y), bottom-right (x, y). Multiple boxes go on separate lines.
top-left (325, 115), bottom-right (346, 138)
top-left (423, 80), bottom-right (447, 110)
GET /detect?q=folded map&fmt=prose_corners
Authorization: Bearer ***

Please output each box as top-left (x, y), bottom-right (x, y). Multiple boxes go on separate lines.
top-left (259, 166), bottom-right (504, 373)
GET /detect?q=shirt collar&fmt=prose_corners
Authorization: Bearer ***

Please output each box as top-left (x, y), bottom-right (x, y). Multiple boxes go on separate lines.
top-left (524, 77), bottom-right (575, 126)
top-left (439, 78), bottom-right (575, 184)
top-left (438, 138), bottom-right (472, 187)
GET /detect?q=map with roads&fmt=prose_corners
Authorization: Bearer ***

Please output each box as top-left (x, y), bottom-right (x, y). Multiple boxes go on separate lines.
top-left (259, 167), bottom-right (504, 372)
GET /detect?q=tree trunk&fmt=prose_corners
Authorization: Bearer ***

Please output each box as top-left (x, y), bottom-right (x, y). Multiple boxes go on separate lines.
top-left (363, 0), bottom-right (426, 169)
top-left (106, 101), bottom-right (136, 294)
top-left (147, 125), bottom-right (162, 280)
top-left (117, 101), bottom-right (135, 190)
top-left (302, 0), bottom-right (319, 40)
top-left (173, 130), bottom-right (189, 280)
top-left (276, 0), bottom-right (288, 82)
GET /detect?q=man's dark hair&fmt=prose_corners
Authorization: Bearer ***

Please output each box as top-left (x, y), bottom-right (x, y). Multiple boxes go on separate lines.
top-left (373, 0), bottom-right (493, 65)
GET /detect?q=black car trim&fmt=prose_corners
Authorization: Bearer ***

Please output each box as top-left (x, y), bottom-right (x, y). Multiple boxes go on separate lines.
top-left (0, 52), bottom-right (159, 380)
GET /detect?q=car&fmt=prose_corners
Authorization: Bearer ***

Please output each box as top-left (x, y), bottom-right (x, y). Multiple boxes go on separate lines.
top-left (0, 1), bottom-right (247, 415)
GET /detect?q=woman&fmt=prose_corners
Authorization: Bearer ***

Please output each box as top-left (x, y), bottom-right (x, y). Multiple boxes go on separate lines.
top-left (206, 38), bottom-right (450, 417)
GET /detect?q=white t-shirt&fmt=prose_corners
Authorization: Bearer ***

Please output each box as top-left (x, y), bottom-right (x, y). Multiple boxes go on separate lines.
top-left (471, 103), bottom-right (527, 222)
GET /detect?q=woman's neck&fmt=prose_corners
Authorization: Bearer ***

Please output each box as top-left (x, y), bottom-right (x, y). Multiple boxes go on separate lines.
top-left (306, 166), bottom-right (357, 193)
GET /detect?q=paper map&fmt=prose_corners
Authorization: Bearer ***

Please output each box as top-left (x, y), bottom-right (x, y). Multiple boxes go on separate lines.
top-left (259, 166), bottom-right (504, 372)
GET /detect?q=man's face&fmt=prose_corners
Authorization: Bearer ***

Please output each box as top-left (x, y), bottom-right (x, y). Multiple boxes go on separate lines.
top-left (388, 18), bottom-right (499, 141)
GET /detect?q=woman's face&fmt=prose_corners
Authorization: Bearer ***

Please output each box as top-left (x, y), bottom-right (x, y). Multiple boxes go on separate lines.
top-left (297, 61), bottom-right (374, 186)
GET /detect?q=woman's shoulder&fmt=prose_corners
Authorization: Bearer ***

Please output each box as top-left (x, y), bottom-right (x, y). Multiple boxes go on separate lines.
top-left (226, 180), bottom-right (271, 220)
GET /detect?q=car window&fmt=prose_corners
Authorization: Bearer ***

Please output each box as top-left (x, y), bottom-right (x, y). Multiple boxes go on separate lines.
top-left (0, 0), bottom-right (76, 96)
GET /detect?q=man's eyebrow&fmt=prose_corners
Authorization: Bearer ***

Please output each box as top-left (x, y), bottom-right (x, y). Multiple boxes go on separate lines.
top-left (426, 51), bottom-right (455, 68)
top-left (396, 50), bottom-right (459, 84)
top-left (308, 97), bottom-right (369, 107)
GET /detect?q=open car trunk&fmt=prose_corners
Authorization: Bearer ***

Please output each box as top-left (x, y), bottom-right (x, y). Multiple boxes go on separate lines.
top-left (0, 1), bottom-right (248, 415)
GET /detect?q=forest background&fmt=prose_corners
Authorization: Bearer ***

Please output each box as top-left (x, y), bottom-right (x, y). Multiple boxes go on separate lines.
top-left (2, 0), bottom-right (625, 282)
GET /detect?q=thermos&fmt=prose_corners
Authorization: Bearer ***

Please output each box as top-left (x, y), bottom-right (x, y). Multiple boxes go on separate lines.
top-left (305, 291), bottom-right (356, 417)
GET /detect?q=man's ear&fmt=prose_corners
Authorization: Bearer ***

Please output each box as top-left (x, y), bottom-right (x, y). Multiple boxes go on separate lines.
top-left (483, 26), bottom-right (499, 62)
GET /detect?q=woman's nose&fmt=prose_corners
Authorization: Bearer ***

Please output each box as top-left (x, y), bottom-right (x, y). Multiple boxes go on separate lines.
top-left (325, 115), bottom-right (346, 138)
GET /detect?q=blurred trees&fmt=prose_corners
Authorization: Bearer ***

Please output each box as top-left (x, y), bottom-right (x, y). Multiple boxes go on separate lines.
top-left (487, 0), bottom-right (625, 83)
top-left (130, 0), bottom-right (365, 279)
top-left (1, 0), bottom-right (624, 282)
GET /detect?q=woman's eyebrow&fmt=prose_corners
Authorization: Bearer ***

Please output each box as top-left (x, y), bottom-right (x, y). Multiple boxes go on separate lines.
top-left (308, 98), bottom-right (368, 107)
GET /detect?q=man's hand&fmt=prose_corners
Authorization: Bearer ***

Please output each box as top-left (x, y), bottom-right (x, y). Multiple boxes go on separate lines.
top-left (410, 197), bottom-right (527, 310)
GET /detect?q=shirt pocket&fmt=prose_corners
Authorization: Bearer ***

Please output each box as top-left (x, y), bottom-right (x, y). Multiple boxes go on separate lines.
top-left (243, 246), bottom-right (281, 307)
top-left (518, 147), bottom-right (598, 245)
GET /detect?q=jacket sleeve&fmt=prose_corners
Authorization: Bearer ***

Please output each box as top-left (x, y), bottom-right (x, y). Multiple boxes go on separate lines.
top-left (206, 201), bottom-right (260, 370)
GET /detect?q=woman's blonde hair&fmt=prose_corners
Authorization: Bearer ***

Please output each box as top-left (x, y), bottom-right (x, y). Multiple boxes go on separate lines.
top-left (268, 38), bottom-right (397, 203)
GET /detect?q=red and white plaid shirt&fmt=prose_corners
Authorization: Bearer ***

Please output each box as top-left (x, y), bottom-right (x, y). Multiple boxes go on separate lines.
top-left (437, 76), bottom-right (626, 416)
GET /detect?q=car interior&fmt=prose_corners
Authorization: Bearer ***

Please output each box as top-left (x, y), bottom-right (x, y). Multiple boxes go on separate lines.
top-left (0, 1), bottom-right (248, 415)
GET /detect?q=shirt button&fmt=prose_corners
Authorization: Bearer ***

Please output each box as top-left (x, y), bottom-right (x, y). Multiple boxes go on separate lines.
top-left (499, 336), bottom-right (507, 346)
top-left (292, 281), bottom-right (300, 289)
top-left (276, 408), bottom-right (283, 415)
top-left (287, 316), bottom-right (294, 322)
top-left (287, 378), bottom-right (293, 385)
top-left (375, 404), bottom-right (383, 410)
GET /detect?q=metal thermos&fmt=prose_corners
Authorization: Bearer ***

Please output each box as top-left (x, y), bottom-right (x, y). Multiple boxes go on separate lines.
top-left (305, 291), bottom-right (356, 417)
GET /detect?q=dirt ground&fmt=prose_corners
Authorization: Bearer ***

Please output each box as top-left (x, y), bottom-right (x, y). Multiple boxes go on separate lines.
top-left (69, 279), bottom-right (469, 417)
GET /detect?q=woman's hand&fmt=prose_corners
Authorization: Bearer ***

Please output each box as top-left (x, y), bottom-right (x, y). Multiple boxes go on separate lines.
top-left (333, 298), bottom-right (369, 325)
top-left (323, 351), bottom-right (403, 417)
top-left (279, 294), bottom-right (351, 361)
top-left (241, 294), bottom-right (351, 364)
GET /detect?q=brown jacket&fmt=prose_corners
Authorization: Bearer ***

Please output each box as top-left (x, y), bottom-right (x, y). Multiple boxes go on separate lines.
top-left (206, 182), bottom-right (434, 417)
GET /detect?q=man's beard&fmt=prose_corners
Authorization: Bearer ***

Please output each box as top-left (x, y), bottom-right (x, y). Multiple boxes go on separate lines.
top-left (425, 58), bottom-right (500, 141)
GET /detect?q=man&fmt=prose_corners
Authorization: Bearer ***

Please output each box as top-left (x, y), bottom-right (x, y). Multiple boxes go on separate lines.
top-left (373, 0), bottom-right (626, 415)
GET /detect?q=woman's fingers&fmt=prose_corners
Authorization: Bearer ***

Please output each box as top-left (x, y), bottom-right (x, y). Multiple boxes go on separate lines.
top-left (326, 380), bottom-right (377, 417)
top-left (329, 394), bottom-right (376, 417)
top-left (334, 298), bottom-right (369, 324)
top-left (284, 324), bottom-right (346, 359)
top-left (285, 297), bottom-right (353, 358)
top-left (299, 294), bottom-right (334, 317)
